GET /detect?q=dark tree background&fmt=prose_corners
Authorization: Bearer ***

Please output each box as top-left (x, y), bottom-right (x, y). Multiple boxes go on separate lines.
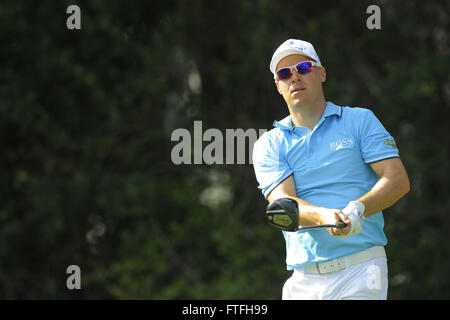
top-left (0, 0), bottom-right (448, 299)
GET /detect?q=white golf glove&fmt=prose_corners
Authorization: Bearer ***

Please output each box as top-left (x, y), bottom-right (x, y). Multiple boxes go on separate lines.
top-left (339, 201), bottom-right (365, 238)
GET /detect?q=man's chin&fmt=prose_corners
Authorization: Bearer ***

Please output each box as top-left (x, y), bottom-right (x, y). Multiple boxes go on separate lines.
top-left (291, 102), bottom-right (306, 112)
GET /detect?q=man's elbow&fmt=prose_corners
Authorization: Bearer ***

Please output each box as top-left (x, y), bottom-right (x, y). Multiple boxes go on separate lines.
top-left (399, 171), bottom-right (411, 197)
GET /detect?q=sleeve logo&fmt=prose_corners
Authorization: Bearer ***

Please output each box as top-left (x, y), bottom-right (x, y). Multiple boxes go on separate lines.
top-left (383, 139), bottom-right (397, 148)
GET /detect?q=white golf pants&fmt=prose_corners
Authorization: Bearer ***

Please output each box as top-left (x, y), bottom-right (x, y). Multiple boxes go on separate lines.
top-left (282, 256), bottom-right (388, 300)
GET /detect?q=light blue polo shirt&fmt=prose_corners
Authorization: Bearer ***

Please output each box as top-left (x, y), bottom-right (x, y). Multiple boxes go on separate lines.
top-left (252, 102), bottom-right (400, 270)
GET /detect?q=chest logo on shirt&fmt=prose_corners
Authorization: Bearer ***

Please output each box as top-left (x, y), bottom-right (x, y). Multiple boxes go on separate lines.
top-left (330, 138), bottom-right (354, 151)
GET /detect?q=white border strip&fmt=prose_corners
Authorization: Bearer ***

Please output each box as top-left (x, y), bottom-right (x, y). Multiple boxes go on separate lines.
top-left (365, 154), bottom-right (399, 164)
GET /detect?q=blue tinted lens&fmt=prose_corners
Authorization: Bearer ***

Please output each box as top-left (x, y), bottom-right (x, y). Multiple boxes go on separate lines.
top-left (277, 68), bottom-right (292, 79)
top-left (296, 62), bottom-right (312, 74)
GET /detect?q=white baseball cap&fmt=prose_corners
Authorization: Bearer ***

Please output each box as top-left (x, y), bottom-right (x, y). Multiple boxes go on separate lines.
top-left (269, 39), bottom-right (322, 75)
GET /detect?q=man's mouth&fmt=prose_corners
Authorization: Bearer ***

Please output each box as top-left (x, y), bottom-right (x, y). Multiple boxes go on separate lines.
top-left (291, 87), bottom-right (306, 94)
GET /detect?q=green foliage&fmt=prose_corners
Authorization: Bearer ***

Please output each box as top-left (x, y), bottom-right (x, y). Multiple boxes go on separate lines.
top-left (0, 0), bottom-right (448, 299)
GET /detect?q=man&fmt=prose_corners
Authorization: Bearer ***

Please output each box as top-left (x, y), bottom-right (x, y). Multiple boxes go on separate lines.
top-left (252, 39), bottom-right (410, 300)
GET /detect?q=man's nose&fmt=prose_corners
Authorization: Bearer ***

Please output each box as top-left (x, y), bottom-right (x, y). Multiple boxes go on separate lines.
top-left (290, 69), bottom-right (303, 82)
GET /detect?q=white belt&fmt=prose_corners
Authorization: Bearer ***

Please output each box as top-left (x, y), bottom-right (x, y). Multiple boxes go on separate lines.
top-left (296, 246), bottom-right (386, 275)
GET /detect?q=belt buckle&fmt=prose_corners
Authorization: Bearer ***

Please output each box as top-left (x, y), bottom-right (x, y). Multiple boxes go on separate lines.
top-left (317, 258), bottom-right (344, 274)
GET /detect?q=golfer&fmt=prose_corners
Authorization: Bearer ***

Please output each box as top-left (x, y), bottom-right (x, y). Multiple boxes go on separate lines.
top-left (252, 39), bottom-right (410, 300)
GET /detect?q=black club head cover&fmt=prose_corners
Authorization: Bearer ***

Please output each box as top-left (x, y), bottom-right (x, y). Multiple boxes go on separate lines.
top-left (265, 198), bottom-right (299, 231)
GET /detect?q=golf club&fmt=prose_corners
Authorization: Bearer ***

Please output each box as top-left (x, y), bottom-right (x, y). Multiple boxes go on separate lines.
top-left (298, 221), bottom-right (347, 231)
top-left (266, 207), bottom-right (347, 231)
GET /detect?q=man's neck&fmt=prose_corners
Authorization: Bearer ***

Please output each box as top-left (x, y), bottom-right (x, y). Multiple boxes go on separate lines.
top-left (290, 99), bottom-right (327, 130)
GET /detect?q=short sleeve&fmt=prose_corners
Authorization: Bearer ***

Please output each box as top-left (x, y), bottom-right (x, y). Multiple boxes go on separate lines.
top-left (252, 131), bottom-right (293, 199)
top-left (356, 109), bottom-right (400, 164)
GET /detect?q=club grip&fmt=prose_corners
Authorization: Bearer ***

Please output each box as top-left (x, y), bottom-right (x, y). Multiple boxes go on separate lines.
top-left (336, 221), bottom-right (347, 229)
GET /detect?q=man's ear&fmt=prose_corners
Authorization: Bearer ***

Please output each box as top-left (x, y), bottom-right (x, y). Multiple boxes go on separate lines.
top-left (275, 80), bottom-right (282, 95)
top-left (320, 67), bottom-right (326, 83)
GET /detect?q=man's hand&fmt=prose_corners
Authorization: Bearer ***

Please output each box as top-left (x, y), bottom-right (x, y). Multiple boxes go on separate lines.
top-left (338, 201), bottom-right (365, 238)
top-left (318, 208), bottom-right (351, 237)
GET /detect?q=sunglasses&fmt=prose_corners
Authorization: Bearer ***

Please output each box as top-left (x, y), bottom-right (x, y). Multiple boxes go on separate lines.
top-left (275, 61), bottom-right (320, 80)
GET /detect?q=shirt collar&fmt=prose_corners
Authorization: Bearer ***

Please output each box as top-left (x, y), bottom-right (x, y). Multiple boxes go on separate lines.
top-left (322, 101), bottom-right (342, 118)
top-left (272, 115), bottom-right (293, 131)
top-left (273, 102), bottom-right (342, 131)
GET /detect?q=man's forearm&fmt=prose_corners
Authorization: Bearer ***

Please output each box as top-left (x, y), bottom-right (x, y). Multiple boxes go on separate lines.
top-left (267, 175), bottom-right (349, 229)
top-left (272, 195), bottom-right (339, 226)
top-left (357, 175), bottom-right (410, 217)
top-left (272, 195), bottom-right (322, 225)
top-left (267, 177), bottom-right (327, 226)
